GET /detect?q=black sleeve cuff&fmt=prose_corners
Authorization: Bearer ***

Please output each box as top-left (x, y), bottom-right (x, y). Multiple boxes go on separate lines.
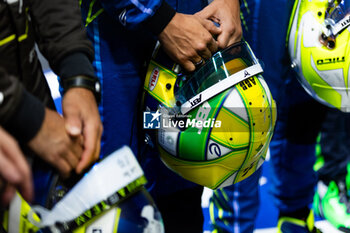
top-left (58, 52), bottom-right (96, 80)
top-left (6, 90), bottom-right (45, 143)
top-left (144, 1), bottom-right (176, 35)
top-left (58, 52), bottom-right (101, 103)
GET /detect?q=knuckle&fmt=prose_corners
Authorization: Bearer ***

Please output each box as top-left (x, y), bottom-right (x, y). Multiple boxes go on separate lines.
top-left (196, 42), bottom-right (207, 52)
top-left (177, 54), bottom-right (187, 64)
top-left (227, 26), bottom-right (236, 35)
top-left (49, 153), bottom-right (59, 164)
top-left (204, 34), bottom-right (213, 43)
top-left (58, 145), bottom-right (69, 157)
top-left (65, 164), bottom-right (73, 173)
top-left (187, 50), bottom-right (197, 59)
top-left (58, 164), bottom-right (69, 176)
top-left (182, 51), bottom-right (191, 59)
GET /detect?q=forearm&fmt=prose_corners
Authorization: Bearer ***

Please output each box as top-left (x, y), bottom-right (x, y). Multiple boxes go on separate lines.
top-left (29, 0), bottom-right (94, 73)
top-left (29, 0), bottom-right (100, 102)
top-left (0, 68), bottom-right (45, 143)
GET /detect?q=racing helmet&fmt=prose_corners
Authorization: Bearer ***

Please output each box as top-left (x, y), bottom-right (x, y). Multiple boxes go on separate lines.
top-left (288, 0), bottom-right (350, 111)
top-left (143, 41), bottom-right (277, 189)
top-left (1, 146), bottom-right (164, 233)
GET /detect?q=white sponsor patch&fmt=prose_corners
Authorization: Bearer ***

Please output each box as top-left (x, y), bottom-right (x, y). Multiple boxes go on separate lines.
top-left (158, 127), bottom-right (179, 156)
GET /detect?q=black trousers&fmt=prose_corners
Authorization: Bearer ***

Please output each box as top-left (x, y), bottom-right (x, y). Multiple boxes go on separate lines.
top-left (154, 185), bottom-right (204, 233)
top-left (317, 108), bottom-right (350, 183)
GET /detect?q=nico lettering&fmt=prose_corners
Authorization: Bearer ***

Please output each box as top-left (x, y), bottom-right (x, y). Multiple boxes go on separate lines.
top-left (317, 56), bottom-right (345, 65)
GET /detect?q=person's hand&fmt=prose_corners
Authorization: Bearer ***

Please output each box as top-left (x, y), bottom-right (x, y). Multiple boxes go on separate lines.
top-left (62, 87), bottom-right (102, 174)
top-left (196, 0), bottom-right (242, 49)
top-left (158, 12), bottom-right (221, 72)
top-left (28, 108), bottom-right (83, 178)
top-left (0, 127), bottom-right (33, 206)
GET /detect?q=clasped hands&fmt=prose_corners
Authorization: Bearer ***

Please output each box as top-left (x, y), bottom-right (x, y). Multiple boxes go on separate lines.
top-left (0, 87), bottom-right (102, 206)
top-left (29, 87), bottom-right (103, 179)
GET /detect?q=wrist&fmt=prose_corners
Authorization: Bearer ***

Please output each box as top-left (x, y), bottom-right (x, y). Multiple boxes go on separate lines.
top-left (144, 1), bottom-right (176, 35)
top-left (61, 75), bottom-right (101, 104)
top-left (5, 90), bottom-right (46, 143)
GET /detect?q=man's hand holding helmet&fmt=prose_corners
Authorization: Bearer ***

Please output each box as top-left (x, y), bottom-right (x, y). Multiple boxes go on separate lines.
top-left (159, 13), bottom-right (221, 72)
top-left (158, 0), bottom-right (242, 72)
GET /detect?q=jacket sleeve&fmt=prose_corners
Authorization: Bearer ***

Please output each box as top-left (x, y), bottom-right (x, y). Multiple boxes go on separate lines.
top-left (29, 0), bottom-right (96, 81)
top-left (100, 0), bottom-right (176, 35)
top-left (0, 67), bottom-right (45, 143)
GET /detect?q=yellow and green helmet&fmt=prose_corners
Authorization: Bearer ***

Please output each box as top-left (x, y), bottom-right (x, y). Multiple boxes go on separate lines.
top-left (288, 0), bottom-right (350, 111)
top-left (143, 41), bottom-right (277, 189)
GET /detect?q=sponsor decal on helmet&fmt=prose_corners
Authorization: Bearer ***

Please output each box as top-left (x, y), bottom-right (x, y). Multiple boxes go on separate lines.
top-left (317, 56), bottom-right (345, 65)
top-left (340, 15), bottom-right (350, 28)
top-left (242, 162), bottom-right (255, 177)
top-left (208, 143), bottom-right (222, 157)
top-left (189, 94), bottom-right (202, 108)
top-left (149, 67), bottom-right (160, 91)
top-left (239, 77), bottom-right (257, 90)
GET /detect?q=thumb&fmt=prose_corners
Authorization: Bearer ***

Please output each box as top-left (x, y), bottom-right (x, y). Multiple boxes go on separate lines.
top-left (65, 111), bottom-right (82, 136)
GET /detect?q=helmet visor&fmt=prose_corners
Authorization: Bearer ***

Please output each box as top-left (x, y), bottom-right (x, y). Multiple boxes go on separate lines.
top-left (174, 41), bottom-right (263, 114)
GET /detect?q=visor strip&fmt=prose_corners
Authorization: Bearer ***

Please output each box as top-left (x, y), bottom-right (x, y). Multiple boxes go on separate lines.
top-left (180, 64), bottom-right (263, 114)
top-left (331, 14), bottom-right (350, 35)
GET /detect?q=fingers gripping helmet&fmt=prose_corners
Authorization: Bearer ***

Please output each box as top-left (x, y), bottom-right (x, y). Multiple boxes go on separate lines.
top-left (288, 0), bottom-right (350, 111)
top-left (1, 146), bottom-right (164, 233)
top-left (143, 41), bottom-right (277, 189)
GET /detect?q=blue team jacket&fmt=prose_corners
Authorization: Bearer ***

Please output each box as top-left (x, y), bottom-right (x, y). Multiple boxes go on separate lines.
top-left (80, 0), bottom-right (208, 197)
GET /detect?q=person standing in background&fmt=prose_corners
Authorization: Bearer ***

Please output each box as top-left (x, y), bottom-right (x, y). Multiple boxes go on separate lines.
top-left (209, 0), bottom-right (328, 232)
top-left (314, 108), bottom-right (350, 232)
top-left (80, 0), bottom-right (241, 231)
top-left (0, 0), bottom-right (102, 207)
